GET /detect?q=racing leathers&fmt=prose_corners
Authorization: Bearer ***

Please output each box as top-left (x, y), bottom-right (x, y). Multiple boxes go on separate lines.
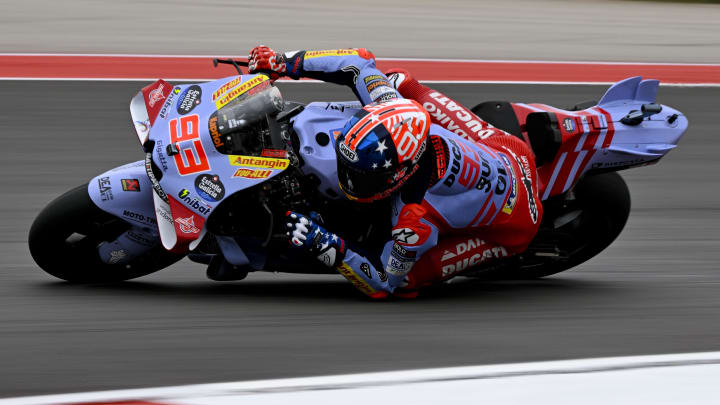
top-left (271, 48), bottom-right (543, 297)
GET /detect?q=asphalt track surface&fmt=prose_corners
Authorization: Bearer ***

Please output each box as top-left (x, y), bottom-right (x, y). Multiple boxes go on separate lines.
top-left (1, 81), bottom-right (719, 397)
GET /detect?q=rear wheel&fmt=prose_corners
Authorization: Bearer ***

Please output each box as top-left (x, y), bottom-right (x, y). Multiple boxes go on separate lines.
top-left (512, 171), bottom-right (631, 279)
top-left (28, 184), bottom-right (183, 282)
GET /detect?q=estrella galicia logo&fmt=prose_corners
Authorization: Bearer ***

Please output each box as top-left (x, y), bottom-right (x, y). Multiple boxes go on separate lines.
top-left (176, 85), bottom-right (202, 115)
top-left (194, 174), bottom-right (225, 202)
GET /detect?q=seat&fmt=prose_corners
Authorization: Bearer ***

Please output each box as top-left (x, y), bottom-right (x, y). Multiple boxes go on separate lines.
top-left (471, 101), bottom-right (561, 165)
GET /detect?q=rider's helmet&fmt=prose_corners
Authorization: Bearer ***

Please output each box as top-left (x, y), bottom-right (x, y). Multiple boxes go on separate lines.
top-left (335, 99), bottom-right (431, 202)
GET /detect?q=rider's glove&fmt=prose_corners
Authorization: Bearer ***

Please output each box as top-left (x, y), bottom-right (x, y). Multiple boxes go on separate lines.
top-left (286, 211), bottom-right (346, 267)
top-left (248, 46), bottom-right (287, 82)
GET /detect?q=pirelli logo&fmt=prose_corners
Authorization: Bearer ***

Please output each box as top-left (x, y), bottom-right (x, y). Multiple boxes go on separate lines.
top-left (215, 75), bottom-right (269, 109)
top-left (228, 155), bottom-right (290, 170)
top-left (304, 49), bottom-right (359, 59)
top-left (212, 76), bottom-right (245, 101)
top-left (336, 263), bottom-right (377, 296)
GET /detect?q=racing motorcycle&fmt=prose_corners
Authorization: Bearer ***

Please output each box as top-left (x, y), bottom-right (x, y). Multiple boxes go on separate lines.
top-left (28, 59), bottom-right (688, 283)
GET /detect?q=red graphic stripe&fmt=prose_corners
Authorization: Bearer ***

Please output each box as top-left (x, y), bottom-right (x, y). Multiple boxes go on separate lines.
top-left (1, 54), bottom-right (719, 84)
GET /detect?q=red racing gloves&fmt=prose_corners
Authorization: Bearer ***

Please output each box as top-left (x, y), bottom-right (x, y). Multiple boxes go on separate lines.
top-left (248, 46), bottom-right (288, 82)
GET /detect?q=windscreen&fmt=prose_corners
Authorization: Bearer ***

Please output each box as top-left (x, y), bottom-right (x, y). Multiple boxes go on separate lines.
top-left (208, 86), bottom-right (284, 156)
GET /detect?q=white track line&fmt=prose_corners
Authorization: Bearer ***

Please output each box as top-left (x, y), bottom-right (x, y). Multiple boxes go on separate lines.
top-left (3, 351), bottom-right (720, 404)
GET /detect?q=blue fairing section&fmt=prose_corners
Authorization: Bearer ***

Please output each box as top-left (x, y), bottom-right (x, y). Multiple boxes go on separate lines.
top-left (291, 101), bottom-right (361, 199)
top-left (88, 160), bottom-right (159, 231)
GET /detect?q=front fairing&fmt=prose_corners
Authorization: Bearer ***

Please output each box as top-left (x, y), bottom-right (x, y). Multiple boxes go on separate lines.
top-left (139, 75), bottom-right (291, 252)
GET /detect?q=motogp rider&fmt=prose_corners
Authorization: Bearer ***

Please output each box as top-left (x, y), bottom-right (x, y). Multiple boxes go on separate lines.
top-left (248, 46), bottom-right (543, 298)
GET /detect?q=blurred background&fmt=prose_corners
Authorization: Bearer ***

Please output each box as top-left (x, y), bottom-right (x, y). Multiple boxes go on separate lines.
top-left (1, 0), bottom-right (719, 400)
top-left (0, 0), bottom-right (719, 62)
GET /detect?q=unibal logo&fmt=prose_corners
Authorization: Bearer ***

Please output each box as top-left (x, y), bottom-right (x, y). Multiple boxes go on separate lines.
top-left (177, 189), bottom-right (212, 215)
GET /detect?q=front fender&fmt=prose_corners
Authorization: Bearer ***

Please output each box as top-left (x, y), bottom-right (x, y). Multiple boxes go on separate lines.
top-left (88, 160), bottom-right (158, 231)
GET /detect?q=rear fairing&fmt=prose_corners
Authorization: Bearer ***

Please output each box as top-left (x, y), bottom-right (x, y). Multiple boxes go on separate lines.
top-left (510, 77), bottom-right (688, 200)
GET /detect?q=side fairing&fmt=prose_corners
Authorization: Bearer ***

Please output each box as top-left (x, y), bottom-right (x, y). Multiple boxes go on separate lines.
top-left (88, 161), bottom-right (158, 231)
top-left (139, 75), bottom-right (291, 252)
top-left (291, 101), bottom-right (362, 199)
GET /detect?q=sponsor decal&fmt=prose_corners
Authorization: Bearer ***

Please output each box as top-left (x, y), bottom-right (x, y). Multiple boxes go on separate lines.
top-left (207, 112), bottom-right (224, 149)
top-left (385, 255), bottom-right (413, 276)
top-left (228, 155), bottom-right (290, 170)
top-left (108, 249), bottom-right (127, 264)
top-left (391, 228), bottom-right (419, 245)
top-left (126, 230), bottom-right (156, 247)
top-left (591, 158), bottom-right (646, 169)
top-left (440, 237), bottom-right (508, 277)
top-left (155, 139), bottom-right (169, 171)
top-left (503, 147), bottom-right (538, 224)
top-left (194, 174), bottom-right (225, 202)
top-left (232, 168), bottom-right (272, 179)
top-left (423, 92), bottom-right (498, 140)
top-left (97, 177), bottom-right (113, 201)
top-left (215, 75), bottom-right (269, 109)
top-left (155, 204), bottom-right (173, 224)
top-left (212, 77), bottom-right (244, 101)
top-left (499, 154), bottom-right (518, 215)
top-left (148, 83), bottom-right (165, 107)
top-left (376, 92), bottom-right (398, 102)
top-left (177, 189), bottom-right (212, 215)
top-left (563, 117), bottom-right (576, 132)
top-left (443, 139), bottom-right (463, 187)
top-left (360, 262), bottom-right (372, 279)
top-left (369, 86), bottom-right (395, 101)
top-left (338, 141), bottom-right (358, 162)
top-left (176, 85), bottom-right (202, 115)
top-left (121, 178), bottom-right (140, 192)
top-left (442, 246), bottom-right (508, 277)
top-left (261, 149), bottom-right (288, 158)
top-left (336, 262), bottom-right (377, 296)
top-left (366, 79), bottom-right (390, 92)
top-left (304, 49), bottom-right (360, 59)
top-left (376, 266), bottom-right (388, 282)
top-left (364, 74), bottom-right (385, 84)
top-left (159, 86), bottom-right (181, 119)
top-left (392, 243), bottom-right (417, 259)
top-left (169, 114), bottom-right (211, 176)
top-left (145, 153), bottom-right (168, 202)
top-left (175, 215), bottom-right (200, 234)
top-left (122, 209), bottom-right (158, 226)
top-left (135, 120), bottom-right (150, 135)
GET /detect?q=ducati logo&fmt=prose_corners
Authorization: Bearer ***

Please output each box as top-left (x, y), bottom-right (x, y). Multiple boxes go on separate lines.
top-left (148, 83), bottom-right (165, 107)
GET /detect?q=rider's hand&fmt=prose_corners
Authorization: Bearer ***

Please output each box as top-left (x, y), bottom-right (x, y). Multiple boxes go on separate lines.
top-left (286, 211), bottom-right (346, 267)
top-left (248, 46), bottom-right (287, 82)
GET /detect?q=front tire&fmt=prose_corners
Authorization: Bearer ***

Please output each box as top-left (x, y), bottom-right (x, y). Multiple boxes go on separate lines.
top-left (28, 184), bottom-right (183, 282)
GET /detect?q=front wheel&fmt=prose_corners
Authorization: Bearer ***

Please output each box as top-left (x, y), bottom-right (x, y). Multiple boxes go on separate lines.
top-left (28, 184), bottom-right (183, 282)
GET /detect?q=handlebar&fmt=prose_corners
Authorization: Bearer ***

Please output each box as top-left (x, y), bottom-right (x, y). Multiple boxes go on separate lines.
top-left (212, 58), bottom-right (249, 75)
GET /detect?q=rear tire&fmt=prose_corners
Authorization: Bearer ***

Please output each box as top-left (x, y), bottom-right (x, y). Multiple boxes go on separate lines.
top-left (28, 184), bottom-right (183, 282)
top-left (512, 171), bottom-right (631, 279)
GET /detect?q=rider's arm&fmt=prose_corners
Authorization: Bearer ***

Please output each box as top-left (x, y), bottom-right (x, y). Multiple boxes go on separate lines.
top-left (283, 49), bottom-right (401, 105)
top-left (285, 200), bottom-right (439, 298)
